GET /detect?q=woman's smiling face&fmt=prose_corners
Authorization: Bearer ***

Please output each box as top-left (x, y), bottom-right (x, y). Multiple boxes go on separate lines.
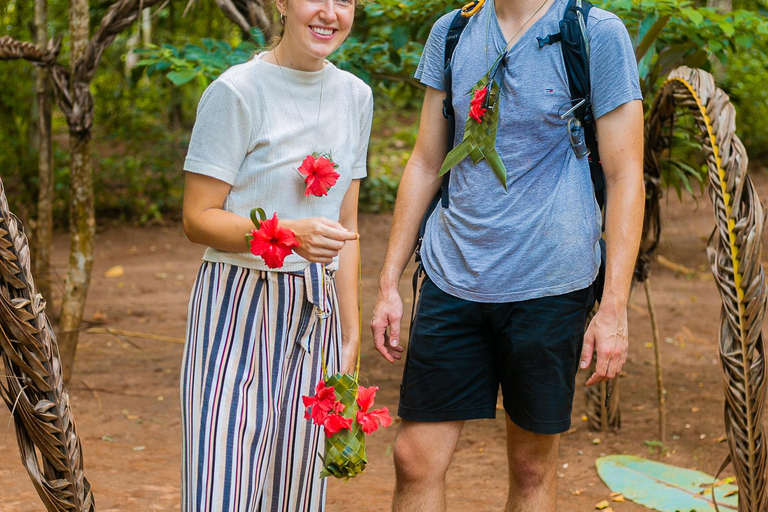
top-left (277, 0), bottom-right (355, 65)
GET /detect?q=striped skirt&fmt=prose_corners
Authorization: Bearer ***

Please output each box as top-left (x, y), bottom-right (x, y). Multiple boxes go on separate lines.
top-left (180, 261), bottom-right (340, 512)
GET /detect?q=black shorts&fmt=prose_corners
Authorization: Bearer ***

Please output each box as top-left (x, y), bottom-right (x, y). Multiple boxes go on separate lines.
top-left (398, 273), bottom-right (593, 435)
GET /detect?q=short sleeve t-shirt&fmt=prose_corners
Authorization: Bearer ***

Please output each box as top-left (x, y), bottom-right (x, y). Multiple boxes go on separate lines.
top-left (415, 0), bottom-right (642, 302)
top-left (184, 54), bottom-right (374, 272)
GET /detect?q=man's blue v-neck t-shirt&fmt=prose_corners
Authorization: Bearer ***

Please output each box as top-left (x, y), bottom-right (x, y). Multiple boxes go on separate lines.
top-left (415, 0), bottom-right (642, 303)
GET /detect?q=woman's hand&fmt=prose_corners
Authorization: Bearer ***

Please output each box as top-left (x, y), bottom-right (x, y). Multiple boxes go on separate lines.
top-left (281, 217), bottom-right (358, 264)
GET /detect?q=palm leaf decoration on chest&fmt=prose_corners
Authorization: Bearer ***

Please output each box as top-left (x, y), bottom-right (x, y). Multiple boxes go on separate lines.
top-left (440, 74), bottom-right (508, 190)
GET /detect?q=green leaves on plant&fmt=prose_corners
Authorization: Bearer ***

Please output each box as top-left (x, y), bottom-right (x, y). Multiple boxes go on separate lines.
top-left (166, 70), bottom-right (198, 86)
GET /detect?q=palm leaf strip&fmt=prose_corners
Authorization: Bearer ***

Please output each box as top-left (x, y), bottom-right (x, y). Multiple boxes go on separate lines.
top-left (0, 177), bottom-right (94, 512)
top-left (657, 66), bottom-right (767, 512)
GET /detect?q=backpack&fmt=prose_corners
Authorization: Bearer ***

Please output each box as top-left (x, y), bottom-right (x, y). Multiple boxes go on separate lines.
top-left (414, 0), bottom-right (606, 306)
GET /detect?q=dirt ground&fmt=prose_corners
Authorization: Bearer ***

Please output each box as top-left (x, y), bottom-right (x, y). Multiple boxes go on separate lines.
top-left (3, 172), bottom-right (768, 512)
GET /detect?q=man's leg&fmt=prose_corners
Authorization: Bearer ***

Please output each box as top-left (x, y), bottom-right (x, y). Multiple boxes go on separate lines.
top-left (392, 420), bottom-right (464, 512)
top-left (504, 417), bottom-right (560, 512)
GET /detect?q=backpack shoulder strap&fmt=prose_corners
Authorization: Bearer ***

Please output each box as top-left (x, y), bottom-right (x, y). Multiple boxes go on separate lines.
top-left (415, 1), bottom-right (481, 261)
top-left (537, 0), bottom-right (605, 212)
top-left (437, 0), bottom-right (482, 209)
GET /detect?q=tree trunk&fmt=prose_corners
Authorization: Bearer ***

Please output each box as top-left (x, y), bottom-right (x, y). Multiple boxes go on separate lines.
top-left (706, 0), bottom-right (732, 11)
top-left (59, 131), bottom-right (94, 382)
top-left (35, 0), bottom-right (54, 305)
top-left (58, 0), bottom-right (93, 382)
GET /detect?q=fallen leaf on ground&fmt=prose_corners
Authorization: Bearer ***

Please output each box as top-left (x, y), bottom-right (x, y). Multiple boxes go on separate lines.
top-left (592, 437), bottom-right (602, 445)
top-left (632, 405), bottom-right (645, 411)
top-left (691, 407), bottom-right (700, 412)
top-left (724, 489), bottom-right (738, 497)
top-left (572, 489), bottom-right (584, 496)
top-left (611, 494), bottom-right (625, 502)
top-left (595, 500), bottom-right (609, 510)
top-left (713, 433), bottom-right (727, 443)
top-left (104, 265), bottom-right (125, 278)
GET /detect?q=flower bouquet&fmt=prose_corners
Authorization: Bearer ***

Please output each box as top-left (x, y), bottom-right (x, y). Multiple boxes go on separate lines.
top-left (303, 369), bottom-right (392, 479)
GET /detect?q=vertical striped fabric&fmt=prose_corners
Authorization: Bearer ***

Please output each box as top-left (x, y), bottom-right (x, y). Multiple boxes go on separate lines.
top-left (181, 262), bottom-right (340, 512)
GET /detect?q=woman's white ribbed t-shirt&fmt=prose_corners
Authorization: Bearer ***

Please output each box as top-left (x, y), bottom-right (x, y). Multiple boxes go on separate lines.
top-left (184, 53), bottom-right (374, 272)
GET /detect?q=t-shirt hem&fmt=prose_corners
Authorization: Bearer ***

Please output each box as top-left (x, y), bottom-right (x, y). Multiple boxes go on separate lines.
top-left (352, 166), bottom-right (368, 180)
top-left (202, 249), bottom-right (339, 273)
top-left (593, 94), bottom-right (644, 121)
top-left (183, 159), bottom-right (238, 185)
top-left (415, 73), bottom-right (446, 92)
top-left (422, 261), bottom-right (598, 303)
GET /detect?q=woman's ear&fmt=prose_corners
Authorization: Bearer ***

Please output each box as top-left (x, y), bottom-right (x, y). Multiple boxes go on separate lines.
top-left (275, 0), bottom-right (287, 17)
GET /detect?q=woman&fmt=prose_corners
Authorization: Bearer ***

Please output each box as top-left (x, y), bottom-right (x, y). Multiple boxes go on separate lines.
top-left (180, 0), bottom-right (373, 509)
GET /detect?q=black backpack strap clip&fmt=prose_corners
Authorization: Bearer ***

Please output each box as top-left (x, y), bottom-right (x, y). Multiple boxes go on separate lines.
top-left (537, 33), bottom-right (562, 48)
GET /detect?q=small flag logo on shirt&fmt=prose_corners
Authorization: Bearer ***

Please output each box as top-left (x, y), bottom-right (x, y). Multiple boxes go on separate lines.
top-left (545, 88), bottom-right (555, 93)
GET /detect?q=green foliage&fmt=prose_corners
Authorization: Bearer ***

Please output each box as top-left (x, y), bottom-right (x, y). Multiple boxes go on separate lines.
top-left (602, 0), bottom-right (768, 102)
top-left (643, 439), bottom-right (669, 456)
top-left (136, 35), bottom-right (262, 92)
top-left (718, 50), bottom-right (768, 159)
top-left (599, 0), bottom-right (768, 197)
top-left (359, 107), bottom-right (417, 213)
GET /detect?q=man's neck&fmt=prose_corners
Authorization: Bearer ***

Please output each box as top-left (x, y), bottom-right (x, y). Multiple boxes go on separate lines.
top-left (494, 0), bottom-right (553, 23)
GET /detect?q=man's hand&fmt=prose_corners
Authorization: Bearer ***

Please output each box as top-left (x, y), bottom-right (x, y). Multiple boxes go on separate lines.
top-left (371, 286), bottom-right (406, 363)
top-left (580, 301), bottom-right (628, 386)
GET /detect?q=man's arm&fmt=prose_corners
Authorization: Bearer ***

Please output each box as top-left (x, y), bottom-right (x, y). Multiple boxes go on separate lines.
top-left (580, 99), bottom-right (644, 385)
top-left (370, 87), bottom-right (451, 362)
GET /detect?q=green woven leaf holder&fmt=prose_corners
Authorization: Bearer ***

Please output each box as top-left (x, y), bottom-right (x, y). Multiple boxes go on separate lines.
top-left (319, 372), bottom-right (368, 480)
top-left (440, 74), bottom-right (508, 190)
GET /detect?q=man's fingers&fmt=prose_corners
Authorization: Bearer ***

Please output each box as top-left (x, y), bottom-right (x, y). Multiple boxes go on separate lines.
top-left (580, 330), bottom-right (595, 369)
top-left (371, 317), bottom-right (395, 363)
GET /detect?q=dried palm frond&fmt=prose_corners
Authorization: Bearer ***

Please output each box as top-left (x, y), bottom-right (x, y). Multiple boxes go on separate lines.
top-left (651, 66), bottom-right (767, 512)
top-left (0, 178), bottom-right (94, 512)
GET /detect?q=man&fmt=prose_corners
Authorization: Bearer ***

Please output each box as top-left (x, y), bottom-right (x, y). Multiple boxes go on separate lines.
top-left (370, 0), bottom-right (644, 510)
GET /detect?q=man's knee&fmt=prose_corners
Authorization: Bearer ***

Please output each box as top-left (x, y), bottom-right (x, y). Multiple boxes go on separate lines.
top-left (508, 456), bottom-right (555, 491)
top-left (393, 424), bottom-right (458, 485)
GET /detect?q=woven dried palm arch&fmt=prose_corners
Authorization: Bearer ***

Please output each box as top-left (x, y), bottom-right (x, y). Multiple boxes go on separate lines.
top-left (0, 178), bottom-right (94, 512)
top-left (645, 66), bottom-right (767, 512)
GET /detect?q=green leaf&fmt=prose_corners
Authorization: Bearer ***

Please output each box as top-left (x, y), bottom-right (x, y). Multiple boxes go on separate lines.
top-left (718, 20), bottom-right (735, 37)
top-left (250, 207), bottom-right (266, 228)
top-left (680, 7), bottom-right (704, 26)
top-left (596, 455), bottom-right (739, 512)
top-left (166, 70), bottom-right (198, 86)
top-left (735, 33), bottom-right (754, 49)
top-left (391, 25), bottom-right (409, 51)
top-left (635, 15), bottom-right (671, 63)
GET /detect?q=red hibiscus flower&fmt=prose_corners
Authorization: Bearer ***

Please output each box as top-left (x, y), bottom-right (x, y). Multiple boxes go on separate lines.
top-left (355, 385), bottom-right (393, 435)
top-left (322, 401), bottom-right (353, 437)
top-left (298, 154), bottom-right (340, 197)
top-left (248, 213), bottom-right (299, 269)
top-left (468, 86), bottom-right (488, 123)
top-left (302, 380), bottom-right (338, 426)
